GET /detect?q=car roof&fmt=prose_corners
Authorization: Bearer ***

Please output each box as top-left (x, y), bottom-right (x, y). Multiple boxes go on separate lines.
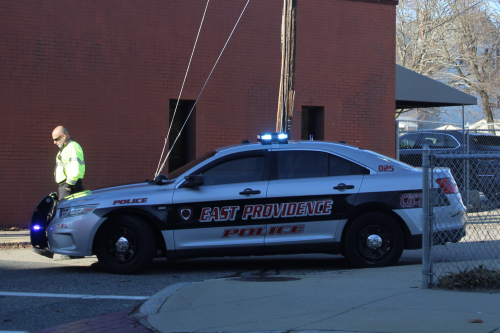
top-left (212, 140), bottom-right (415, 172)
top-left (215, 140), bottom-right (360, 154)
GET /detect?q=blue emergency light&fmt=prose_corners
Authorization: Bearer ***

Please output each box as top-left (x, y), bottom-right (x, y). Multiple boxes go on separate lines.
top-left (33, 224), bottom-right (41, 231)
top-left (257, 132), bottom-right (288, 144)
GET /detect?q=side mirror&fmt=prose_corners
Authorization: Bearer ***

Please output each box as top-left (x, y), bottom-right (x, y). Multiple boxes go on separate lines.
top-left (154, 174), bottom-right (169, 185)
top-left (184, 174), bottom-right (204, 187)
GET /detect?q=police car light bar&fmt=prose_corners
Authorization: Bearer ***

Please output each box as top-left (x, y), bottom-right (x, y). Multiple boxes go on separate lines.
top-left (257, 132), bottom-right (288, 144)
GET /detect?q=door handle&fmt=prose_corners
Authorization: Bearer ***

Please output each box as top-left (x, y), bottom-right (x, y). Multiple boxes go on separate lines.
top-left (239, 188), bottom-right (261, 195)
top-left (334, 183), bottom-right (355, 190)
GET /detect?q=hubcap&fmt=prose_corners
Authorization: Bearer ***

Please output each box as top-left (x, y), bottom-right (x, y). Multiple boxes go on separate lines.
top-left (105, 227), bottom-right (138, 264)
top-left (366, 234), bottom-right (383, 250)
top-left (116, 237), bottom-right (130, 253)
top-left (356, 225), bottom-right (392, 261)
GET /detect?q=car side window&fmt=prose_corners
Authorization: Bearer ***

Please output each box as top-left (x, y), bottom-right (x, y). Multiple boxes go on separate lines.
top-left (277, 151), bottom-right (367, 179)
top-left (329, 154), bottom-right (369, 176)
top-left (419, 135), bottom-right (437, 148)
top-left (419, 134), bottom-right (456, 149)
top-left (277, 151), bottom-right (328, 179)
top-left (444, 134), bottom-right (459, 148)
top-left (400, 134), bottom-right (421, 149)
top-left (201, 155), bottom-right (266, 186)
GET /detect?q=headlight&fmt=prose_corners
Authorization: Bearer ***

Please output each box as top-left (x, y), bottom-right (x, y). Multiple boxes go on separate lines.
top-left (60, 204), bottom-right (99, 218)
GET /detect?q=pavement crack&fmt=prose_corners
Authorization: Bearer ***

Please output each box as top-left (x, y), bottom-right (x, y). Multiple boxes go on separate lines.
top-left (292, 288), bottom-right (422, 330)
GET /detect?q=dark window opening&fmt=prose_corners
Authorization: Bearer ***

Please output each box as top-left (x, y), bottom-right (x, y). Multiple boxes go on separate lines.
top-left (301, 106), bottom-right (324, 140)
top-left (169, 99), bottom-right (196, 173)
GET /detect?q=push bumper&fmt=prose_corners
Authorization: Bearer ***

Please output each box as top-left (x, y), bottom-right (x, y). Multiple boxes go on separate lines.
top-left (30, 193), bottom-right (58, 251)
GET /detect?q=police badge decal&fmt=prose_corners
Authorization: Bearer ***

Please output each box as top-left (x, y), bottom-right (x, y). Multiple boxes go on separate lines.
top-left (178, 206), bottom-right (194, 223)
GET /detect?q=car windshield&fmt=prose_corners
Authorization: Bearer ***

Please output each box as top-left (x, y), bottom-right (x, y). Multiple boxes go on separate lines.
top-left (166, 150), bottom-right (217, 180)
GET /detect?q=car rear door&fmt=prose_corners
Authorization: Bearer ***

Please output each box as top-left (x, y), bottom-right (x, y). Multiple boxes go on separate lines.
top-left (264, 149), bottom-right (368, 254)
top-left (172, 149), bottom-right (270, 257)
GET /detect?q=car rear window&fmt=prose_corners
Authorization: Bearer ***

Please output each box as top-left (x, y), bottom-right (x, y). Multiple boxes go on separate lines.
top-left (472, 136), bottom-right (500, 147)
top-left (276, 151), bottom-right (369, 179)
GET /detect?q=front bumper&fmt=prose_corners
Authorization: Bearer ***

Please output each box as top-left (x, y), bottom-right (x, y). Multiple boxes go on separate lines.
top-left (47, 212), bottom-right (106, 256)
top-left (31, 194), bottom-right (106, 257)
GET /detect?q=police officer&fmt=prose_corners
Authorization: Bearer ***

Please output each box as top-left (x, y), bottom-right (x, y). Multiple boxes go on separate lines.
top-left (52, 126), bottom-right (86, 199)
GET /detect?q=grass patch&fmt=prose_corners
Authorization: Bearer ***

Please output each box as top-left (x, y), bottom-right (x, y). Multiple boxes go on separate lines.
top-left (439, 265), bottom-right (500, 289)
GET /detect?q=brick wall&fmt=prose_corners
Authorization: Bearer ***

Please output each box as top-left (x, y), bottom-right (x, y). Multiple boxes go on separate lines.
top-left (0, 0), bottom-right (396, 228)
top-left (294, 0), bottom-right (396, 154)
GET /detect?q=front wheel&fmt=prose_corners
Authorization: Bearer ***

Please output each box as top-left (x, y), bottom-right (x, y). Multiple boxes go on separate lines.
top-left (344, 212), bottom-right (404, 268)
top-left (95, 215), bottom-right (156, 274)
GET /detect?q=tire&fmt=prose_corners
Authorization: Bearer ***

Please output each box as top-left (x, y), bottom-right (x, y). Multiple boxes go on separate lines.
top-left (95, 215), bottom-right (156, 274)
top-left (344, 212), bottom-right (404, 268)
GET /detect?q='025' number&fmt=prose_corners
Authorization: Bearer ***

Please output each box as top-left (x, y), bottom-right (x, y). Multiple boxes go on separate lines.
top-left (378, 165), bottom-right (394, 172)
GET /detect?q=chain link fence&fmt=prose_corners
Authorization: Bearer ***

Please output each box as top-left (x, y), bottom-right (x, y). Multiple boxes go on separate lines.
top-left (396, 122), bottom-right (500, 288)
top-left (423, 149), bottom-right (500, 289)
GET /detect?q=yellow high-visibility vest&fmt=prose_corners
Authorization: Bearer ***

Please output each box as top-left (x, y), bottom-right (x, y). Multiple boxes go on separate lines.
top-left (55, 140), bottom-right (85, 185)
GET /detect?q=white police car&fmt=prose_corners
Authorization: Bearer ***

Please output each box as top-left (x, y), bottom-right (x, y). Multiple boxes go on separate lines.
top-left (31, 133), bottom-right (466, 274)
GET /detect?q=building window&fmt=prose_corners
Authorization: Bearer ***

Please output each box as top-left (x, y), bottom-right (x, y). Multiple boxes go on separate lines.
top-left (169, 99), bottom-right (196, 173)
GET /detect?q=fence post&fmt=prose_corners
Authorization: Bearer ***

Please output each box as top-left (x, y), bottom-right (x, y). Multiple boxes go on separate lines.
top-left (466, 129), bottom-right (470, 209)
top-left (422, 145), bottom-right (432, 288)
top-left (396, 121), bottom-right (400, 160)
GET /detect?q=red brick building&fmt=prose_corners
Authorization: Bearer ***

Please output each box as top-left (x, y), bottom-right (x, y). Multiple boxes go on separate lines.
top-left (0, 0), bottom-right (397, 228)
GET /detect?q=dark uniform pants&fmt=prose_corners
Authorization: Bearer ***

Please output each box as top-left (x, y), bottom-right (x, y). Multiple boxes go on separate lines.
top-left (58, 179), bottom-right (85, 199)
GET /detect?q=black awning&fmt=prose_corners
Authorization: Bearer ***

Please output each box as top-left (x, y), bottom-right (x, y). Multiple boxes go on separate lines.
top-left (396, 65), bottom-right (477, 109)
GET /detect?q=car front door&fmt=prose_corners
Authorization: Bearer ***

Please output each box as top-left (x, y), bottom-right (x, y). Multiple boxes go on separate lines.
top-left (399, 133), bottom-right (423, 166)
top-left (264, 149), bottom-right (368, 254)
top-left (172, 150), bottom-right (270, 257)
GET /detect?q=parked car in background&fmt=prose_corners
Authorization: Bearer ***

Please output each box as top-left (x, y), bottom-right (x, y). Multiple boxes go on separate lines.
top-left (399, 130), bottom-right (500, 202)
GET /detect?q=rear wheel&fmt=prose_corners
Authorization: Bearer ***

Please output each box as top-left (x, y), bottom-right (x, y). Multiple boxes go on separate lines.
top-left (344, 212), bottom-right (404, 268)
top-left (95, 215), bottom-right (156, 274)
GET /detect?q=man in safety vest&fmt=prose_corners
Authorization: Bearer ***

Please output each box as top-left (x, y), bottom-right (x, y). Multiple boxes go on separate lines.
top-left (52, 126), bottom-right (86, 199)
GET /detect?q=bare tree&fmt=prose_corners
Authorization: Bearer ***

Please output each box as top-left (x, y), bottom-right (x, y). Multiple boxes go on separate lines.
top-left (438, 0), bottom-right (500, 124)
top-left (396, 0), bottom-right (450, 118)
top-left (396, 0), bottom-right (500, 123)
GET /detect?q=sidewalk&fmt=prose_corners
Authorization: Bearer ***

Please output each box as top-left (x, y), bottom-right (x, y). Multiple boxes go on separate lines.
top-left (141, 264), bottom-right (500, 333)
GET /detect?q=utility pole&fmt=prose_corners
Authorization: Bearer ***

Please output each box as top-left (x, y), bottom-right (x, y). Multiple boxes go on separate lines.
top-left (276, 0), bottom-right (297, 134)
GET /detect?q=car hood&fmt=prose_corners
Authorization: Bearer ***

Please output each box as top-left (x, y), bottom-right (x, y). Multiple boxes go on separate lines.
top-left (57, 182), bottom-right (175, 208)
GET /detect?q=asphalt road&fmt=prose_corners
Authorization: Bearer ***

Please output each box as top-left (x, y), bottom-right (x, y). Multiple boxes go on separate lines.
top-left (0, 248), bottom-right (422, 332)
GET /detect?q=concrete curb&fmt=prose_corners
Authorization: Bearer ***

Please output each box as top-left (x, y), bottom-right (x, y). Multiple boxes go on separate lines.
top-left (135, 282), bottom-right (193, 331)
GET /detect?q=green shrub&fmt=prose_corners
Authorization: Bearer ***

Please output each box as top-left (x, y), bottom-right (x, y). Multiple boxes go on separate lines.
top-left (438, 265), bottom-right (500, 289)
